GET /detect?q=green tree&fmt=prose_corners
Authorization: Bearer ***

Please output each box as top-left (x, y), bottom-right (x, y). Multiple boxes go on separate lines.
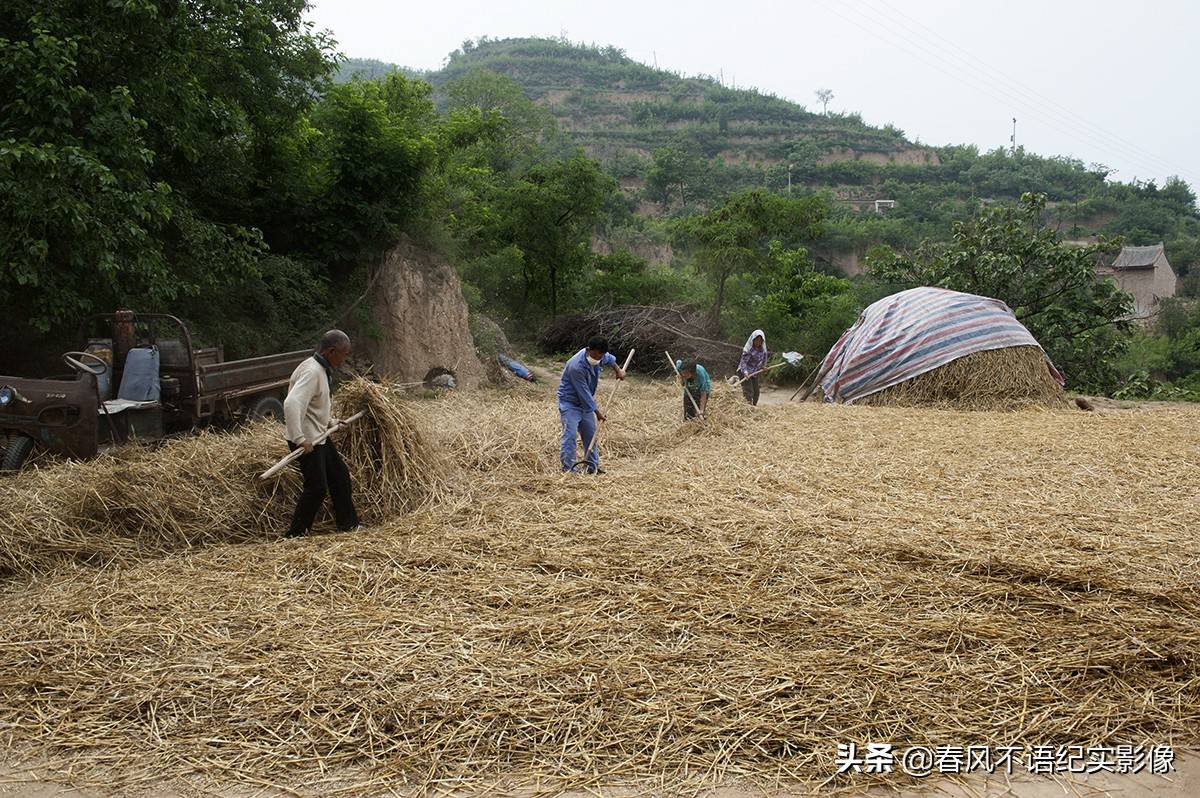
top-left (645, 143), bottom-right (702, 208)
top-left (724, 241), bottom-right (860, 365)
top-left (787, 140), bottom-right (824, 183)
top-left (680, 189), bottom-right (827, 323)
top-left (444, 68), bottom-right (556, 144)
top-left (868, 192), bottom-right (1133, 390)
top-left (299, 75), bottom-right (438, 271)
top-left (573, 249), bottom-right (698, 310)
top-left (0, 0), bottom-right (334, 337)
top-left (501, 153), bottom-right (615, 316)
top-left (815, 88), bottom-right (834, 114)
top-left (1159, 176), bottom-right (1197, 213)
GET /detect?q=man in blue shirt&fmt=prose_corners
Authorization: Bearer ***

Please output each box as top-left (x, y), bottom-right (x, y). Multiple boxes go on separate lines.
top-left (557, 336), bottom-right (626, 473)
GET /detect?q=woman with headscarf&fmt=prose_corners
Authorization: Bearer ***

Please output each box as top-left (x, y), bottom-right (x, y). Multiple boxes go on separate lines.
top-left (736, 329), bottom-right (768, 406)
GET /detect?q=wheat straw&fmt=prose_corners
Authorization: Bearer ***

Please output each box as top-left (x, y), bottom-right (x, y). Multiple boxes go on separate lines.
top-left (0, 379), bottom-right (1196, 796)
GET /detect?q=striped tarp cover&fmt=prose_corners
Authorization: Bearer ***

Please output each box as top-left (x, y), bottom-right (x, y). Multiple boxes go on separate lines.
top-left (815, 287), bottom-right (1063, 404)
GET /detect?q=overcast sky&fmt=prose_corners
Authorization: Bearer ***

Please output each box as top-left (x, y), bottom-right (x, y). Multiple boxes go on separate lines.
top-left (305, 0), bottom-right (1198, 190)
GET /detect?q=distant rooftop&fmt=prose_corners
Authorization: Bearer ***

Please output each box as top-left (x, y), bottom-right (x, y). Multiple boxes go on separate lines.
top-left (1111, 243), bottom-right (1165, 270)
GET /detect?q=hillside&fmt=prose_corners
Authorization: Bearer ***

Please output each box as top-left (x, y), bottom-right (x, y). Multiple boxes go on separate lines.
top-left (431, 39), bottom-right (919, 163)
top-left (339, 38), bottom-right (1200, 278)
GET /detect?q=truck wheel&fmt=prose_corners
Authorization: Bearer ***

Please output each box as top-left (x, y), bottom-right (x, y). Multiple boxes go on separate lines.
top-left (247, 396), bottom-right (285, 424)
top-left (1, 435), bottom-right (35, 473)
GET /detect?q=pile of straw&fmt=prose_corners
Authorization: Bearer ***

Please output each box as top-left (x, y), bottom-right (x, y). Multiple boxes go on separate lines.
top-left (0, 425), bottom-right (293, 579)
top-left (334, 378), bottom-right (447, 516)
top-left (0, 381), bottom-right (1197, 796)
top-left (0, 378), bottom-right (442, 579)
top-left (858, 345), bottom-right (1067, 410)
top-left (413, 378), bottom-right (750, 474)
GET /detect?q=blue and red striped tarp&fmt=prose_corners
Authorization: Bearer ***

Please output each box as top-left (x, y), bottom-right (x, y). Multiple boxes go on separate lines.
top-left (816, 287), bottom-right (1064, 404)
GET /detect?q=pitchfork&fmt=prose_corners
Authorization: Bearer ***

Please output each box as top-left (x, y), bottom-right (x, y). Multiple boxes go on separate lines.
top-left (725, 351), bottom-right (804, 387)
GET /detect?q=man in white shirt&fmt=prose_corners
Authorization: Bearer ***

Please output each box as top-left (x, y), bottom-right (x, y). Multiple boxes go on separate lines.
top-left (282, 329), bottom-right (359, 538)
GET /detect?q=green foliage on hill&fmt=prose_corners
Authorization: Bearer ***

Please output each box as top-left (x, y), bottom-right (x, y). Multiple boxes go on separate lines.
top-left (1116, 293), bottom-right (1200, 400)
top-left (1, 0), bottom-right (336, 357)
top-left (423, 37), bottom-right (908, 158)
top-left (349, 37), bottom-right (1199, 280)
top-left (335, 57), bottom-right (425, 83)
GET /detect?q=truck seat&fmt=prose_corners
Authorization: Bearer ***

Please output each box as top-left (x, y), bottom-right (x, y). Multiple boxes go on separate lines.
top-left (118, 347), bottom-right (161, 402)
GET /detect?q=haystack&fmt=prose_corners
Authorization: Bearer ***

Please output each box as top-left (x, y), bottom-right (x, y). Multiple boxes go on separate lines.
top-left (0, 378), bottom-right (443, 578)
top-left (815, 287), bottom-right (1067, 409)
top-left (859, 345), bottom-right (1066, 410)
top-left (333, 378), bottom-right (447, 516)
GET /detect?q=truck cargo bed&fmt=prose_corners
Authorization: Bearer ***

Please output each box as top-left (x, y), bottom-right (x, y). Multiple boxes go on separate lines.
top-left (198, 350), bottom-right (309, 398)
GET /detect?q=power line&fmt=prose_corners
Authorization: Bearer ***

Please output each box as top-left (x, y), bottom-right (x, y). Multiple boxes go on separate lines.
top-left (830, 1), bottom-right (1189, 183)
top-left (858, 0), bottom-right (1191, 182)
top-left (818, 3), bottom-right (1127, 163)
top-left (817, 0), bottom-right (1197, 188)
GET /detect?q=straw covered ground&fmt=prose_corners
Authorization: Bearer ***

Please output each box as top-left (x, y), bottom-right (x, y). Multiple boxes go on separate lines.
top-left (0, 376), bottom-right (1198, 796)
top-left (0, 380), bottom-right (445, 578)
top-left (857, 345), bottom-right (1067, 410)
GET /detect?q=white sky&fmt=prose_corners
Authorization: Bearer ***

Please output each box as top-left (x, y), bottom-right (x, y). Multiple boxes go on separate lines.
top-left (305, 0), bottom-right (1199, 189)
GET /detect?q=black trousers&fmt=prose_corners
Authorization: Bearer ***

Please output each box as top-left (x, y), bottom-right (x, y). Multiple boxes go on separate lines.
top-left (683, 391), bottom-right (706, 420)
top-left (741, 375), bottom-right (760, 406)
top-left (286, 441), bottom-right (359, 537)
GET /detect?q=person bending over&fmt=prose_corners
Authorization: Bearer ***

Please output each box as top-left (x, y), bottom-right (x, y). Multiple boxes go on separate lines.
top-left (676, 358), bottom-right (711, 420)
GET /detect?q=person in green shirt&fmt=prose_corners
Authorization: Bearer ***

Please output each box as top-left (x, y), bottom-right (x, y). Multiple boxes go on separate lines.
top-left (675, 358), bottom-right (711, 420)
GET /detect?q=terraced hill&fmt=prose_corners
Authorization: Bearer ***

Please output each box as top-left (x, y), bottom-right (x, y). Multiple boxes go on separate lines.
top-left (339, 39), bottom-right (1200, 277)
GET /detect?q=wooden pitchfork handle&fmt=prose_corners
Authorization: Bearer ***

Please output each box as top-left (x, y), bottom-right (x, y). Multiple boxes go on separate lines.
top-left (790, 372), bottom-right (821, 402)
top-left (259, 410), bottom-right (365, 479)
top-left (733, 361), bottom-right (787, 386)
top-left (582, 349), bottom-right (635, 460)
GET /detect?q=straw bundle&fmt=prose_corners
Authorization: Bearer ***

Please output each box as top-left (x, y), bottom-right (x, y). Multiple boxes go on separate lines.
top-left (858, 345), bottom-right (1067, 410)
top-left (0, 383), bottom-right (1197, 796)
top-left (334, 377), bottom-right (448, 515)
top-left (0, 379), bottom-right (443, 579)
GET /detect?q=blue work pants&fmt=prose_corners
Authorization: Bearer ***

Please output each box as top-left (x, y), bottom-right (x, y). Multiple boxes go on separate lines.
top-left (559, 404), bottom-right (599, 472)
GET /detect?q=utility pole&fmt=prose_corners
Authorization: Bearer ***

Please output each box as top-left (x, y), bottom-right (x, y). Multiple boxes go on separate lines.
top-left (787, 163), bottom-right (793, 195)
top-left (652, 51), bottom-right (657, 69)
top-left (1010, 117), bottom-right (1017, 154)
